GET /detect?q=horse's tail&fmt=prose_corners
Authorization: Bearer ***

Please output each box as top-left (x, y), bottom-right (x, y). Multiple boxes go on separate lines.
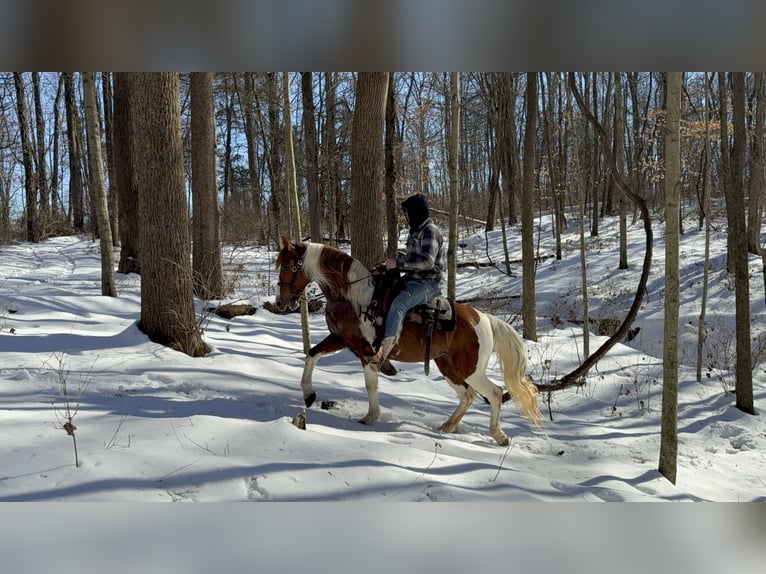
top-left (487, 314), bottom-right (543, 427)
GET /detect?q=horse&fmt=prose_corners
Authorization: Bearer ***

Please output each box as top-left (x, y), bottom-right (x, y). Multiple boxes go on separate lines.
top-left (275, 236), bottom-right (542, 446)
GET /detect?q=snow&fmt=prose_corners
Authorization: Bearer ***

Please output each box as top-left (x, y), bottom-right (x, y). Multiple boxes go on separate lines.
top-left (0, 216), bottom-right (764, 505)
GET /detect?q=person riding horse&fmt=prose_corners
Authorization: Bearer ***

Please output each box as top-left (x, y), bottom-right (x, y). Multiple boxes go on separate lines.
top-left (369, 193), bottom-right (446, 370)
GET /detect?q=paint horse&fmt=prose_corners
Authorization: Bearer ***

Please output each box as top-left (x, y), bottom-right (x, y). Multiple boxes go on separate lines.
top-left (275, 236), bottom-right (542, 446)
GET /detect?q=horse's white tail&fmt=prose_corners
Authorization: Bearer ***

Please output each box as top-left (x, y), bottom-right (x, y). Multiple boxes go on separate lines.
top-left (488, 314), bottom-right (543, 427)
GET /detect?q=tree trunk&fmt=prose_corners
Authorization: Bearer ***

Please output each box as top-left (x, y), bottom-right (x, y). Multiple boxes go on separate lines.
top-left (14, 73), bottom-right (38, 243)
top-left (659, 72), bottom-right (681, 485)
top-left (32, 72), bottom-right (49, 238)
top-left (130, 73), bottom-right (206, 357)
top-left (190, 72), bottom-right (224, 301)
top-left (113, 73), bottom-right (141, 275)
top-left (696, 72), bottom-right (713, 383)
top-left (82, 72), bottom-right (117, 297)
top-left (726, 73), bottom-right (756, 414)
top-left (302, 72), bottom-right (322, 243)
top-left (521, 72), bottom-right (538, 341)
top-left (64, 72), bottom-right (84, 232)
top-left (284, 72), bottom-right (311, 354)
top-left (102, 72), bottom-right (120, 246)
top-left (385, 73), bottom-right (399, 259)
top-left (614, 73), bottom-right (629, 270)
top-left (350, 72), bottom-right (389, 268)
top-left (748, 72), bottom-right (764, 256)
top-left (447, 72), bottom-right (460, 301)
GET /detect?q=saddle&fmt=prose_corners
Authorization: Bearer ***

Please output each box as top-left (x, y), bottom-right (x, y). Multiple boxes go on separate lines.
top-left (367, 267), bottom-right (456, 374)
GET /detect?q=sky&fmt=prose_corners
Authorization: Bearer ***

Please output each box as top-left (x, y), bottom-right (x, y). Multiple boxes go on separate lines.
top-left (0, 211), bottom-right (764, 569)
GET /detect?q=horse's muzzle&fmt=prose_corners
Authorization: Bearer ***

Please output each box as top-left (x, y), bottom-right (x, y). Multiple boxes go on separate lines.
top-left (276, 294), bottom-right (300, 312)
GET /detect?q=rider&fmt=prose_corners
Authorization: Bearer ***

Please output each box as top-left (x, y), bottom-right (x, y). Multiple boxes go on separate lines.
top-left (369, 193), bottom-right (445, 371)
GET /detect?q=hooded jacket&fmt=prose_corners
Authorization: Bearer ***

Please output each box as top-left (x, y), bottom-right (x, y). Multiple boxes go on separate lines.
top-left (397, 194), bottom-right (445, 282)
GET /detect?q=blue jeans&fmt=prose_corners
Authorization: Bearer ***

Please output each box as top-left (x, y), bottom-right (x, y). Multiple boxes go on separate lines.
top-left (384, 279), bottom-right (441, 340)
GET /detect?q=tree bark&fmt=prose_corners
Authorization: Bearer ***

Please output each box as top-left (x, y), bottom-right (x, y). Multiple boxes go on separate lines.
top-left (113, 73), bottom-right (141, 274)
top-left (350, 72), bottom-right (389, 268)
top-left (447, 72), bottom-right (460, 301)
top-left (82, 72), bottom-right (117, 298)
top-left (659, 72), bottom-right (681, 485)
top-left (64, 72), bottom-right (84, 232)
top-left (521, 72), bottom-right (538, 341)
top-left (130, 72), bottom-right (206, 357)
top-left (32, 72), bottom-right (49, 238)
top-left (302, 72), bottom-right (322, 243)
top-left (726, 72), bottom-right (756, 414)
top-left (190, 72), bottom-right (224, 301)
top-left (14, 73), bottom-right (38, 243)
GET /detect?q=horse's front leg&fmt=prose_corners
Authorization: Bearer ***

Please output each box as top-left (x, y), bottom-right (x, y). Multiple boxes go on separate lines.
top-left (301, 334), bottom-right (346, 407)
top-left (359, 362), bottom-right (381, 425)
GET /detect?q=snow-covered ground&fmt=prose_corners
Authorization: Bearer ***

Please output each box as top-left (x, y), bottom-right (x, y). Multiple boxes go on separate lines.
top-left (1, 215), bottom-right (764, 503)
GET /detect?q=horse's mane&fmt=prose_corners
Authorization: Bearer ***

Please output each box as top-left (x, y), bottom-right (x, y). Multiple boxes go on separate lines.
top-left (301, 243), bottom-right (373, 307)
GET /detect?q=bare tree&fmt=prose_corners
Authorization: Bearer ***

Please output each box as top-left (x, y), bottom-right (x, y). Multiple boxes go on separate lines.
top-left (696, 72), bottom-right (713, 382)
top-left (64, 72), bottom-right (84, 232)
top-left (82, 72), bottom-right (117, 297)
top-left (350, 72), bottom-right (389, 268)
top-left (545, 73), bottom-right (654, 391)
top-left (32, 72), bottom-right (49, 237)
top-left (14, 73), bottom-right (38, 242)
top-left (113, 73), bottom-right (140, 274)
top-left (190, 72), bottom-right (224, 301)
top-left (748, 72), bottom-right (764, 256)
top-left (725, 72), bottom-right (755, 415)
top-left (447, 72), bottom-right (460, 301)
top-left (521, 72), bottom-right (538, 341)
top-left (301, 72), bottom-right (321, 243)
top-left (659, 72), bottom-right (681, 484)
top-left (129, 73), bottom-right (206, 357)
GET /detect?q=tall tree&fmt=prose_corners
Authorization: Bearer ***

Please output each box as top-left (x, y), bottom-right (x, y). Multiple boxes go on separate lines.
top-left (64, 72), bottom-right (84, 232)
top-left (113, 73), bottom-right (140, 274)
top-left (32, 72), bottom-right (49, 237)
top-left (14, 73), bottom-right (38, 242)
top-left (447, 72), bottom-right (460, 301)
top-left (521, 72), bottom-right (538, 341)
top-left (101, 72), bottom-right (119, 246)
top-left (659, 72), bottom-right (681, 484)
top-left (284, 72), bottom-right (311, 354)
top-left (190, 72), bottom-right (224, 301)
top-left (696, 72), bottom-right (713, 383)
top-left (301, 72), bottom-right (322, 243)
top-left (350, 72), bottom-right (389, 268)
top-left (82, 72), bottom-right (117, 297)
top-left (384, 73), bottom-right (398, 259)
top-left (614, 73), bottom-right (629, 270)
top-left (725, 73), bottom-right (755, 414)
top-left (129, 73), bottom-right (206, 357)
top-left (748, 72), bottom-right (764, 256)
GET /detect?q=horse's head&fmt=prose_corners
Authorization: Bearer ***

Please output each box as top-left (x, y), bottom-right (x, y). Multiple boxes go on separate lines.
top-left (275, 236), bottom-right (310, 311)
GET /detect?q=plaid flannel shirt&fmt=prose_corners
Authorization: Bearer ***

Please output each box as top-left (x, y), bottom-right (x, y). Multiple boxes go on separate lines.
top-left (396, 217), bottom-right (445, 282)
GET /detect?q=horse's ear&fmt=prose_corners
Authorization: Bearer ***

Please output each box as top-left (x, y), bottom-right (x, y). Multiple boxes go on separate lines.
top-left (280, 235), bottom-right (292, 250)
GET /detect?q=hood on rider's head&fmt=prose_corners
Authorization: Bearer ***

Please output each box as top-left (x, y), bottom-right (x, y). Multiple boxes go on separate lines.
top-left (401, 193), bottom-right (430, 230)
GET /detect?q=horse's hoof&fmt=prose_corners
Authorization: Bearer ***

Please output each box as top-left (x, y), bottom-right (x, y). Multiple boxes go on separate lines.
top-left (495, 435), bottom-right (510, 447)
top-left (380, 359), bottom-right (397, 376)
top-left (304, 391), bottom-right (317, 408)
top-left (358, 418), bottom-right (370, 426)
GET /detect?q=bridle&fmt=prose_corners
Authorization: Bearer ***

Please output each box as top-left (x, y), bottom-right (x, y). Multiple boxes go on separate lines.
top-left (278, 257), bottom-right (306, 297)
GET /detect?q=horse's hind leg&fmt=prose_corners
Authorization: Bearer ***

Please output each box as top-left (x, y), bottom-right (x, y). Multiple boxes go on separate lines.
top-left (434, 356), bottom-right (476, 434)
top-left (467, 373), bottom-right (509, 446)
top-left (301, 334), bottom-right (346, 407)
